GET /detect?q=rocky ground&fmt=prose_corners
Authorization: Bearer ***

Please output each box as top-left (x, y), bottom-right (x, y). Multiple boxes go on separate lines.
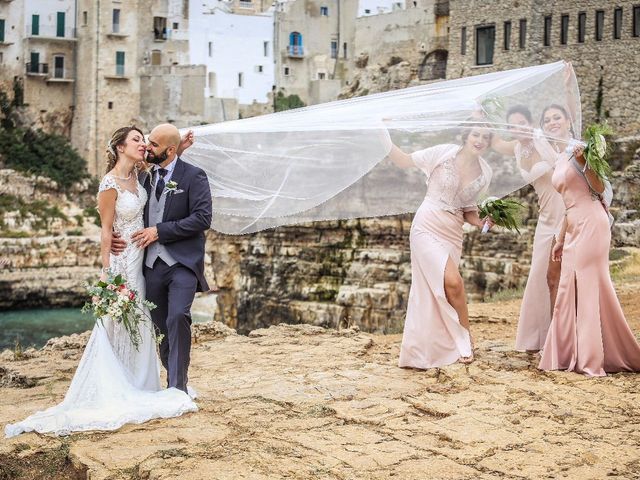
top-left (1, 259), bottom-right (639, 480)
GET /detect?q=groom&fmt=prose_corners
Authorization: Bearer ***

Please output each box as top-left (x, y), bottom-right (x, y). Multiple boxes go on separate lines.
top-left (122, 123), bottom-right (212, 393)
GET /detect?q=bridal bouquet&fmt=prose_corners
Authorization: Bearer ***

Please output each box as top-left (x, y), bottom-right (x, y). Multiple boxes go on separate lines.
top-left (581, 123), bottom-right (613, 180)
top-left (478, 197), bottom-right (524, 233)
top-left (82, 272), bottom-right (156, 350)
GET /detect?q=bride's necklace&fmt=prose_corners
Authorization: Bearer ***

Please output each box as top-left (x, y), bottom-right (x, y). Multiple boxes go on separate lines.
top-left (111, 170), bottom-right (133, 181)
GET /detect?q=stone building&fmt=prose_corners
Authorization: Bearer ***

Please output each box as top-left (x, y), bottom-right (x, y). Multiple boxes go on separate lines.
top-left (274, 0), bottom-right (359, 105)
top-left (0, 0), bottom-right (205, 176)
top-left (275, 0), bottom-right (448, 103)
top-left (447, 0), bottom-right (640, 136)
top-left (0, 0), bottom-right (77, 135)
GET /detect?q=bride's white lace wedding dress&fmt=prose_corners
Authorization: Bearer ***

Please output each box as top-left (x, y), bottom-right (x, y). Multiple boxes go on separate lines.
top-left (5, 175), bottom-right (197, 438)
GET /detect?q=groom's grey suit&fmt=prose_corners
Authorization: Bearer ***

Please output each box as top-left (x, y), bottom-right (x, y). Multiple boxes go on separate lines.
top-left (141, 158), bottom-right (212, 392)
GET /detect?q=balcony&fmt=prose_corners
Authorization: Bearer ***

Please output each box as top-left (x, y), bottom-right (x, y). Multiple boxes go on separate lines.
top-left (25, 62), bottom-right (48, 76)
top-left (287, 45), bottom-right (304, 58)
top-left (46, 68), bottom-right (74, 83)
top-left (26, 25), bottom-right (77, 41)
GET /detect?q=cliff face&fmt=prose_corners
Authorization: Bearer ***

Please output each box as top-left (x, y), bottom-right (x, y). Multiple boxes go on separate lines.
top-left (1, 147), bottom-right (639, 336)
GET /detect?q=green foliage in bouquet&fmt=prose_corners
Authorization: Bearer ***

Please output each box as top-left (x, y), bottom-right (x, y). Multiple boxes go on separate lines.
top-left (582, 123), bottom-right (614, 181)
top-left (478, 197), bottom-right (524, 233)
top-left (82, 272), bottom-right (156, 350)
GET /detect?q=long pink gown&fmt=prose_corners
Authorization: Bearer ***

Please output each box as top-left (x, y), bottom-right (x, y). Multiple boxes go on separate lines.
top-left (399, 144), bottom-right (491, 369)
top-left (538, 157), bottom-right (640, 376)
top-left (514, 137), bottom-right (565, 351)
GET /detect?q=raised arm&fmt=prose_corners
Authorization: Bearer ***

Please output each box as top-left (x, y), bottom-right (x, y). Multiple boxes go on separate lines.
top-left (490, 135), bottom-right (517, 157)
top-left (387, 143), bottom-right (415, 169)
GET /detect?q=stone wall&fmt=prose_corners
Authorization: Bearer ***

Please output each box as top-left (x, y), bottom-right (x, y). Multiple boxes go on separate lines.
top-left (446, 0), bottom-right (640, 136)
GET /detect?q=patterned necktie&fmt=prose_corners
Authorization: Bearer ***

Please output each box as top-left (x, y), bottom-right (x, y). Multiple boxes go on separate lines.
top-left (155, 168), bottom-right (168, 201)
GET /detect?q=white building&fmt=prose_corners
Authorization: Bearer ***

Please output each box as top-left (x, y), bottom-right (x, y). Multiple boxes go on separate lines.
top-left (189, 0), bottom-right (274, 106)
top-left (358, 0), bottom-right (406, 17)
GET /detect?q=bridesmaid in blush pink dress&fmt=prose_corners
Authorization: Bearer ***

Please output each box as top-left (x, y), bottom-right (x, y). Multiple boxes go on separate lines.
top-left (491, 105), bottom-right (568, 352)
top-left (388, 127), bottom-right (493, 368)
top-left (539, 147), bottom-right (640, 376)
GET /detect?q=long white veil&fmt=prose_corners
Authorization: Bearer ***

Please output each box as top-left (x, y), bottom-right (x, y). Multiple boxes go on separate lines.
top-left (182, 61), bottom-right (580, 234)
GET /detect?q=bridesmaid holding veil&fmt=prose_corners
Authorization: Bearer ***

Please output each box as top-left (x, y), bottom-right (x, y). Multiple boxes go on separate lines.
top-left (389, 126), bottom-right (493, 368)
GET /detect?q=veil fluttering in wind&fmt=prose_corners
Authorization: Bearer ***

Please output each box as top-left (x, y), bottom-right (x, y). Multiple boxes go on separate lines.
top-left (182, 61), bottom-right (580, 234)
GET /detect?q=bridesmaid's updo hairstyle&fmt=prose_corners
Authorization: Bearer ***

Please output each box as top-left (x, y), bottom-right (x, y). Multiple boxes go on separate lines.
top-left (506, 104), bottom-right (533, 123)
top-left (540, 104), bottom-right (576, 138)
top-left (105, 125), bottom-right (145, 174)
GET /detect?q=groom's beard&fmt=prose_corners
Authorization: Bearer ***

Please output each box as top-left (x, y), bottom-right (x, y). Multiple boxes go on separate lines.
top-left (147, 148), bottom-right (169, 165)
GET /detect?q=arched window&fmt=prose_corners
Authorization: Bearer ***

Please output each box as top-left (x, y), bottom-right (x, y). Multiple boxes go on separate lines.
top-left (289, 31), bottom-right (302, 46)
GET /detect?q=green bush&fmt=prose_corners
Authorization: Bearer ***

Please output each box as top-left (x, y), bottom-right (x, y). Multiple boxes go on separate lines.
top-left (0, 128), bottom-right (89, 189)
top-left (274, 92), bottom-right (306, 112)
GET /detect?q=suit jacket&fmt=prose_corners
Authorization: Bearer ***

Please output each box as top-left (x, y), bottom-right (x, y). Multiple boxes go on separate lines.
top-left (141, 158), bottom-right (212, 292)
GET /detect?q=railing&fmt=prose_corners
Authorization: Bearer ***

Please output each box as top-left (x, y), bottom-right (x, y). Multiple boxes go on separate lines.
top-left (238, 0), bottom-right (253, 8)
top-left (287, 45), bottom-right (304, 57)
top-left (26, 25), bottom-right (76, 38)
top-left (25, 62), bottom-right (48, 74)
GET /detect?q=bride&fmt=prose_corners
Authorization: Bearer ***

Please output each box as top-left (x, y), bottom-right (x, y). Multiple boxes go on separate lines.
top-left (5, 126), bottom-right (197, 438)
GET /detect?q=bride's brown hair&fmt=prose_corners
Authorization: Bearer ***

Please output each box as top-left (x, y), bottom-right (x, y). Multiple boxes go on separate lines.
top-left (105, 126), bottom-right (145, 173)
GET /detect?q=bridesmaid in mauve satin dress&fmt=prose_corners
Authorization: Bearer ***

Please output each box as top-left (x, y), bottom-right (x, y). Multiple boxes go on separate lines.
top-left (539, 147), bottom-right (640, 376)
top-left (387, 127), bottom-right (493, 368)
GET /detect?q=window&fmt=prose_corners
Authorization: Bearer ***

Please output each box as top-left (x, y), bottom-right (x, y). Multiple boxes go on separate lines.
top-left (343, 42), bottom-right (347, 59)
top-left (108, 101), bottom-right (113, 110)
top-left (53, 55), bottom-right (64, 78)
top-left (82, 11), bottom-right (88, 26)
top-left (595, 10), bottom-right (604, 41)
top-left (29, 52), bottom-right (39, 72)
top-left (0, 19), bottom-right (4, 43)
top-left (283, 66), bottom-right (290, 76)
top-left (173, 22), bottom-right (179, 30)
top-left (578, 12), bottom-right (586, 43)
top-left (116, 51), bottom-right (125, 76)
top-left (238, 72), bottom-right (243, 87)
top-left (56, 12), bottom-right (65, 37)
top-left (31, 15), bottom-right (39, 36)
top-left (112, 9), bottom-right (120, 33)
top-left (503, 21), bottom-right (511, 50)
top-left (634, 6), bottom-right (640, 37)
top-left (330, 41), bottom-right (337, 58)
top-left (519, 19), bottom-right (526, 48)
top-left (461, 26), bottom-right (467, 55)
top-left (475, 25), bottom-right (495, 65)
top-left (614, 7), bottom-right (622, 39)
top-left (560, 14), bottom-right (569, 45)
top-left (320, 6), bottom-right (329, 16)
top-left (151, 49), bottom-right (161, 65)
top-left (543, 16), bottom-right (552, 46)
top-left (364, 9), bottom-right (370, 14)
top-left (0, 52), bottom-right (3, 64)
top-left (255, 65), bottom-right (263, 73)
top-left (318, 72), bottom-right (326, 79)
top-left (263, 41), bottom-right (269, 57)
top-left (154, 17), bottom-right (167, 40)
top-left (208, 41), bottom-right (212, 57)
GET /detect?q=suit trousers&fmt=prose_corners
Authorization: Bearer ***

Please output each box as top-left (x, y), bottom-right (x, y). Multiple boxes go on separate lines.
top-left (144, 258), bottom-right (198, 393)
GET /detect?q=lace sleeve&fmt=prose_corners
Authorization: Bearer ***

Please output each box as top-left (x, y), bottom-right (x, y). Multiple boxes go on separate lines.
top-left (98, 175), bottom-right (120, 195)
top-left (411, 144), bottom-right (457, 176)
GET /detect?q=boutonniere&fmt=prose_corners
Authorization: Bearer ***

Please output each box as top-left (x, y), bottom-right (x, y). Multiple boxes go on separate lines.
top-left (164, 180), bottom-right (183, 195)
